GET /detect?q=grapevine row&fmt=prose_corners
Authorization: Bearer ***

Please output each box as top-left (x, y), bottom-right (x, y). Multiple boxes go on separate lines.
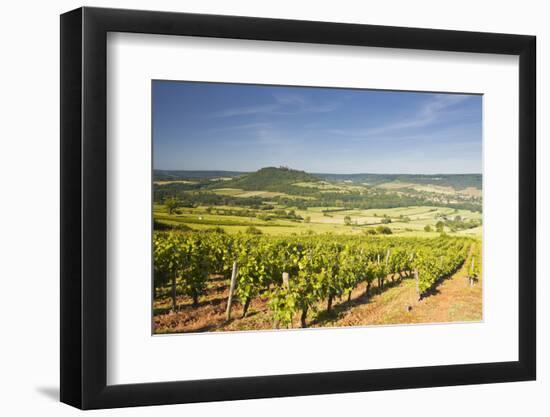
top-left (154, 231), bottom-right (472, 327)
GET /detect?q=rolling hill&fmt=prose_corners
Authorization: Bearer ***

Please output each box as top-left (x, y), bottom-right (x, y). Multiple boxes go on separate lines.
top-left (153, 170), bottom-right (244, 181)
top-left (316, 173), bottom-right (481, 190)
top-left (153, 169), bottom-right (481, 191)
top-left (220, 167), bottom-right (319, 191)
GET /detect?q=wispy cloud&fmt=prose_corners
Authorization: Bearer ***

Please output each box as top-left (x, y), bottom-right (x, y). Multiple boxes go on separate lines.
top-left (212, 92), bottom-right (339, 118)
top-left (272, 92), bottom-right (308, 106)
top-left (212, 104), bottom-right (279, 118)
top-left (328, 94), bottom-right (472, 140)
top-left (209, 122), bottom-right (274, 132)
top-left (369, 94), bottom-right (470, 134)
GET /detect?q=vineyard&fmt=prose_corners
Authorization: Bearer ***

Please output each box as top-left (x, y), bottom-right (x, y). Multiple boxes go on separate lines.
top-left (153, 230), bottom-right (477, 332)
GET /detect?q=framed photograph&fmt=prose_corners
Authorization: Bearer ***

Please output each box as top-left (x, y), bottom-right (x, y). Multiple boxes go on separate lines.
top-left (60, 6), bottom-right (536, 409)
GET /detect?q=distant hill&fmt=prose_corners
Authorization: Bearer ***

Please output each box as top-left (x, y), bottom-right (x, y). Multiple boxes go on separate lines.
top-left (316, 173), bottom-right (481, 190)
top-left (154, 170), bottom-right (245, 181)
top-left (154, 169), bottom-right (482, 191)
top-left (223, 167), bottom-right (319, 191)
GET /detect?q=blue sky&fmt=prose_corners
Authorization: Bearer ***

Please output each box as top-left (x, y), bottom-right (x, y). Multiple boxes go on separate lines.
top-left (153, 81), bottom-right (482, 174)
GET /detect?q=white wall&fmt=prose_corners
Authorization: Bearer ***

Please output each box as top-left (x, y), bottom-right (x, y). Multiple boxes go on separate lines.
top-left (0, 0), bottom-right (545, 415)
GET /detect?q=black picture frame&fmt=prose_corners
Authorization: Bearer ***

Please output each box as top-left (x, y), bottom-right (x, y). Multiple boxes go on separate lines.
top-left (60, 6), bottom-right (536, 410)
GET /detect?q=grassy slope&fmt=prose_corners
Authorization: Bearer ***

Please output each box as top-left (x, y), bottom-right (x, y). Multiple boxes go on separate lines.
top-left (219, 167), bottom-right (318, 191)
top-left (154, 203), bottom-right (482, 237)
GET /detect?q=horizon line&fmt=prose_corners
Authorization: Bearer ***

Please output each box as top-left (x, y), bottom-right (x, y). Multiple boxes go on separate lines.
top-left (154, 168), bottom-right (482, 176)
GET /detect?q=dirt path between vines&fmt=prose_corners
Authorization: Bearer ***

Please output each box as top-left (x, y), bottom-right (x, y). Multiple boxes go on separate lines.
top-left (153, 245), bottom-right (482, 333)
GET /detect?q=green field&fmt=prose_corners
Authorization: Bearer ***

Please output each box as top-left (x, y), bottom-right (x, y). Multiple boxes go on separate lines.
top-left (153, 167), bottom-right (482, 243)
top-left (154, 203), bottom-right (481, 237)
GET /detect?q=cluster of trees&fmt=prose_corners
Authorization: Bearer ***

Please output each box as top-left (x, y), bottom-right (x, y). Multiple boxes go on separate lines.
top-left (257, 209), bottom-right (303, 222)
top-left (364, 226), bottom-right (393, 235)
top-left (423, 216), bottom-right (481, 233)
top-left (442, 216), bottom-right (482, 232)
top-left (285, 191), bottom-right (481, 213)
top-left (155, 181), bottom-right (482, 214)
top-left (156, 192), bottom-right (268, 210)
top-left (205, 207), bottom-right (256, 217)
top-left (207, 206), bottom-right (299, 221)
top-left (162, 197), bottom-right (304, 223)
top-left (376, 226), bottom-right (393, 234)
top-left (153, 182), bottom-right (205, 199)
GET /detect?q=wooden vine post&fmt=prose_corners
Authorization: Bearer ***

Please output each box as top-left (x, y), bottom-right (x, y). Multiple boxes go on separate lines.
top-left (414, 269), bottom-right (420, 301)
top-left (385, 249), bottom-right (391, 281)
top-left (284, 272), bottom-right (293, 328)
top-left (282, 272), bottom-right (290, 289)
top-left (469, 256), bottom-right (476, 286)
top-left (377, 253), bottom-right (382, 288)
top-left (171, 271), bottom-right (177, 312)
top-left (225, 261), bottom-right (238, 321)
